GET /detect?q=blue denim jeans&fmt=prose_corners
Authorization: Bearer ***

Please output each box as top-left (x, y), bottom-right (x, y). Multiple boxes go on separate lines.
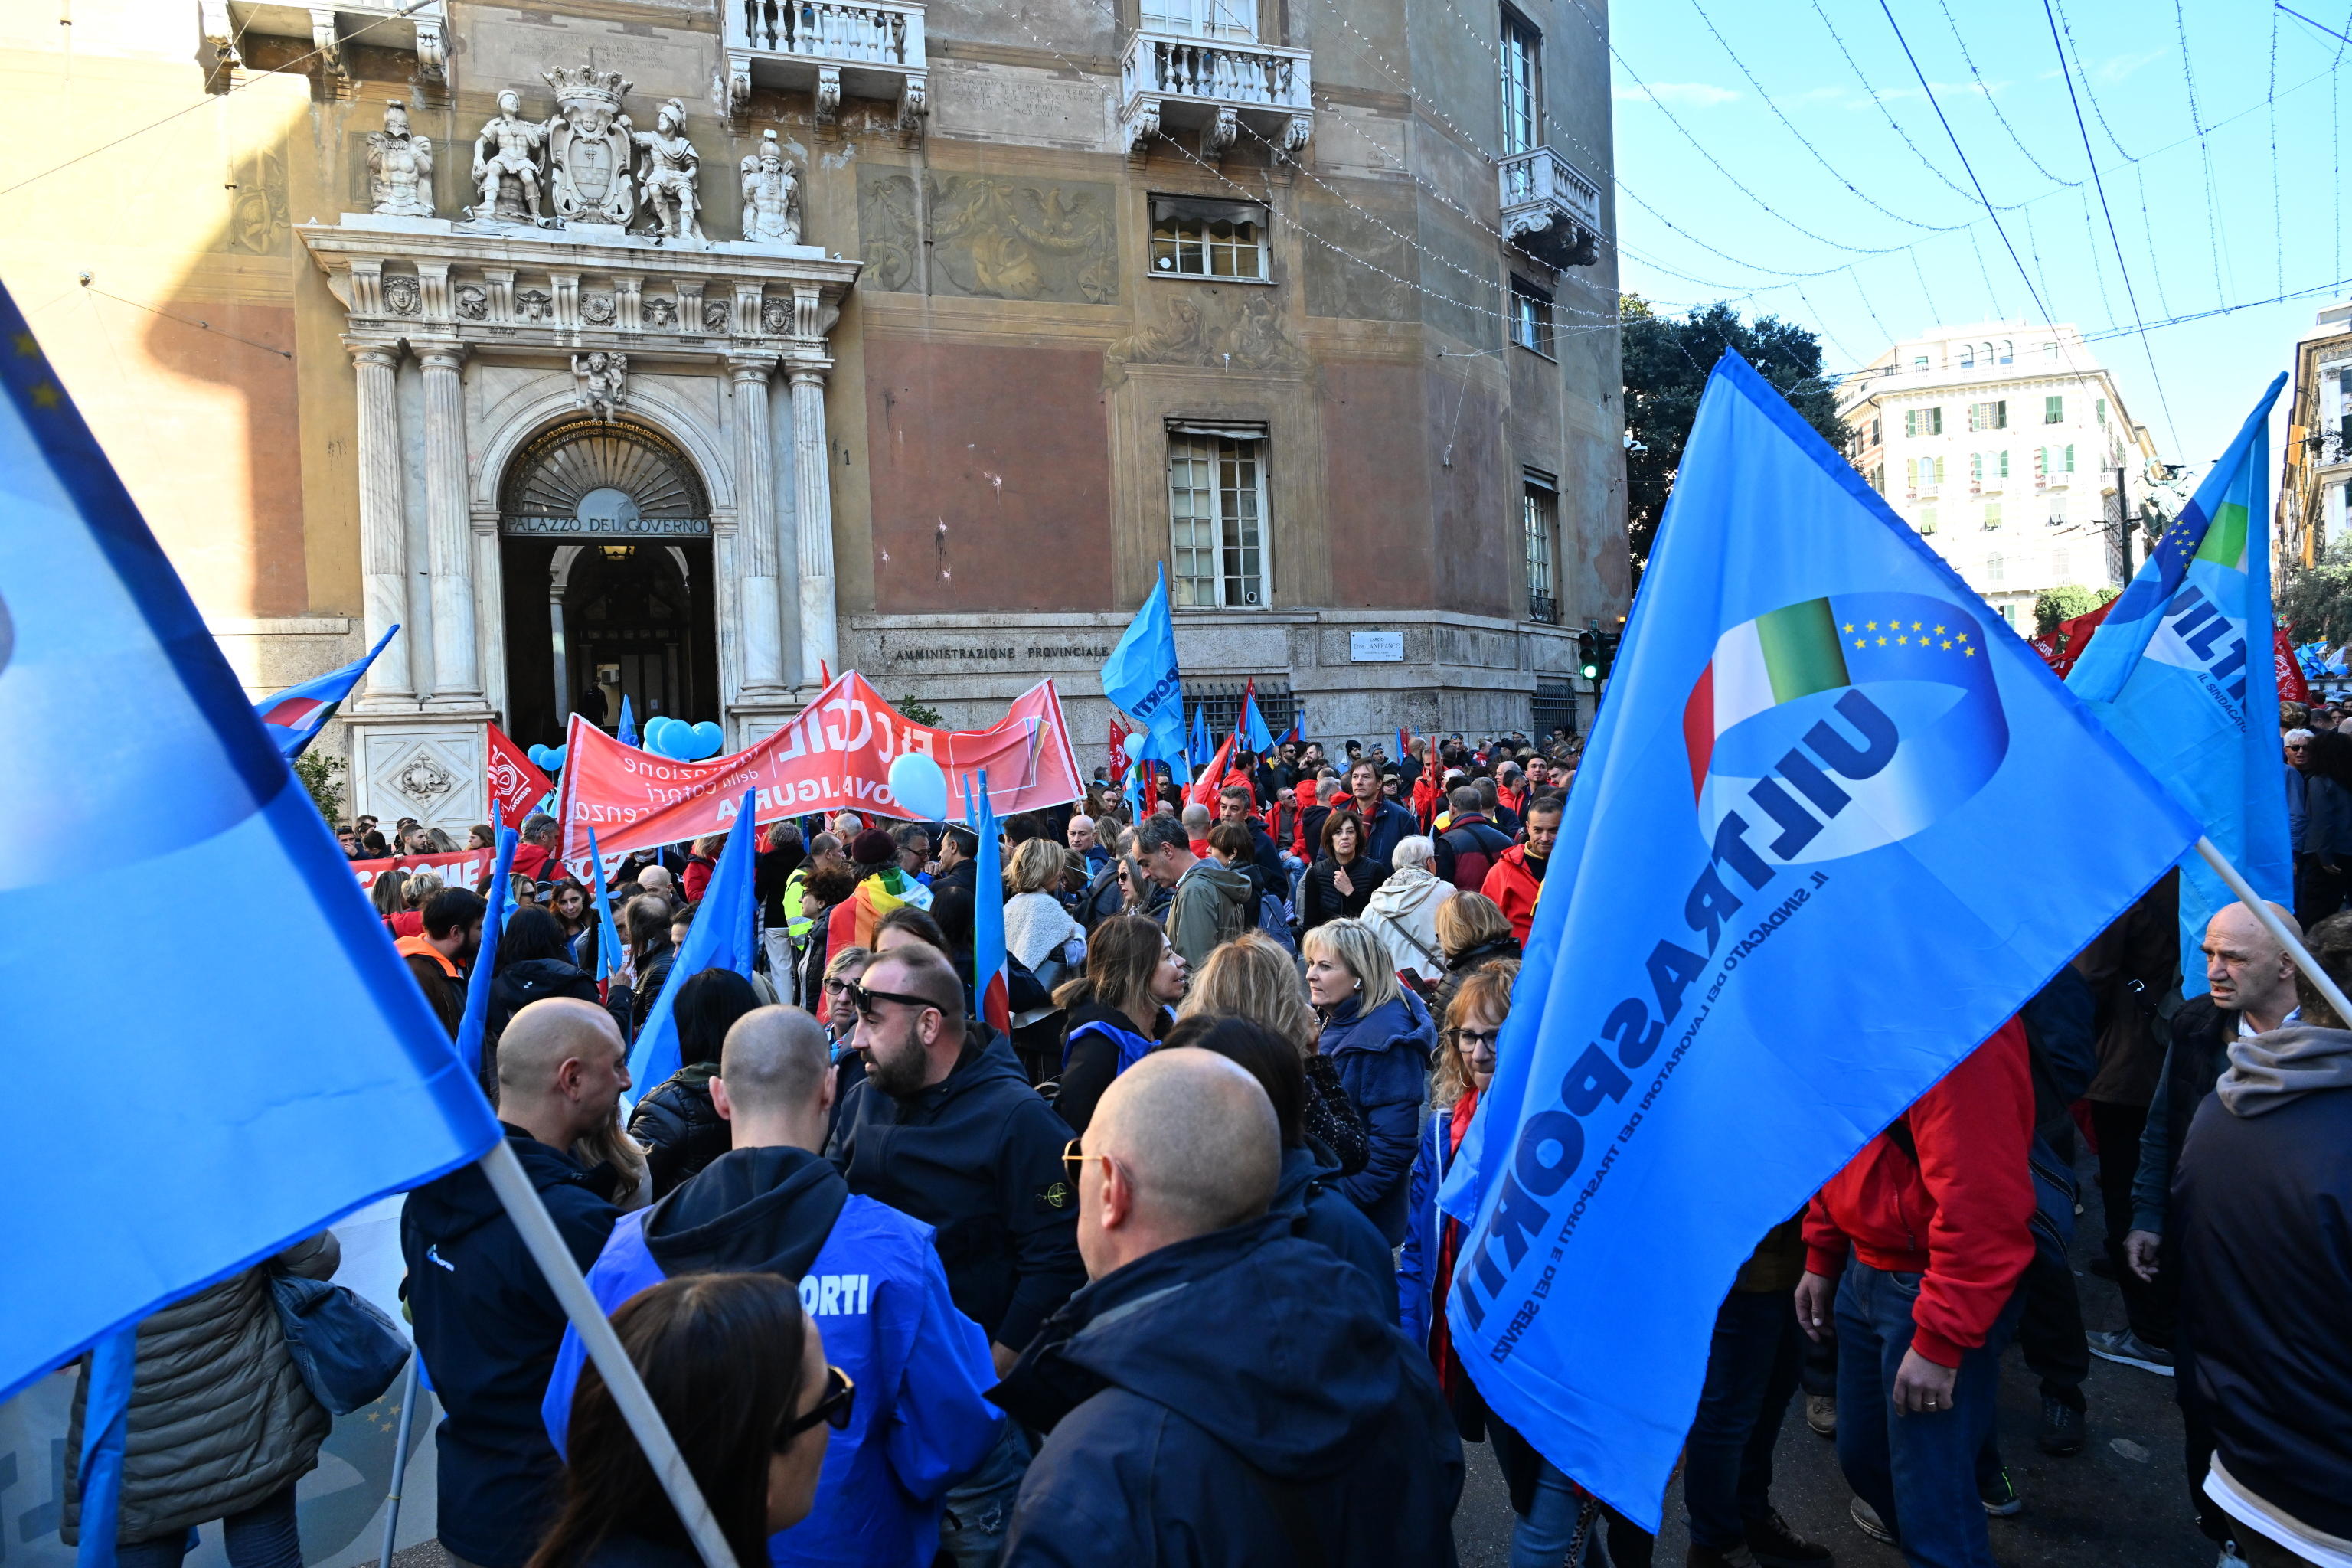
top-left (1834, 1262), bottom-right (2021, 1568)
top-left (116, 1487), bottom-right (301, 1568)
top-left (938, 1420), bottom-right (1032, 1568)
top-left (1511, 1456), bottom-right (1585, 1568)
top-left (1684, 1287), bottom-right (1805, 1550)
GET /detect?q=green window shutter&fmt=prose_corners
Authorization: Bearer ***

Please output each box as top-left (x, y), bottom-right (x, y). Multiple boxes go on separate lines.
top-left (2065, 444), bottom-right (2075, 472)
top-left (1995, 400), bottom-right (2007, 429)
top-left (1934, 456), bottom-right (1946, 483)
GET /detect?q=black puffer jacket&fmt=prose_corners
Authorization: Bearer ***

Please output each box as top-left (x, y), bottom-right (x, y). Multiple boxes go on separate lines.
top-left (626, 971), bottom-right (762, 1199)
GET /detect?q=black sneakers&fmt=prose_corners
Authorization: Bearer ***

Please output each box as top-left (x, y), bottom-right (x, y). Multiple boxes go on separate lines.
top-left (1746, 1508), bottom-right (1834, 1565)
top-left (2038, 1396), bottom-right (2086, 1456)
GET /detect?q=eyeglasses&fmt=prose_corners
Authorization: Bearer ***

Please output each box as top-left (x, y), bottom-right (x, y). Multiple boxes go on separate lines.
top-left (822, 976), bottom-right (858, 995)
top-left (1444, 1027), bottom-right (1504, 1049)
top-left (775, 1366), bottom-right (856, 1445)
top-left (1062, 1136), bottom-right (1114, 1188)
top-left (844, 981), bottom-right (938, 1021)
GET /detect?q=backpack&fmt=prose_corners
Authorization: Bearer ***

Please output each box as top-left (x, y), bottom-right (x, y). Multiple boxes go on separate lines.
top-left (1257, 892), bottom-right (1299, 952)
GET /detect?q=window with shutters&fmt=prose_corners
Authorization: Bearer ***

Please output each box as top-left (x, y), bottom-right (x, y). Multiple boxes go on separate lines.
top-left (1151, 196), bottom-right (1269, 279)
top-left (1970, 452), bottom-right (1983, 493)
top-left (2063, 443), bottom-right (2075, 474)
top-left (2044, 394), bottom-right (2064, 424)
top-left (1905, 407), bottom-right (1944, 437)
top-left (1142, 0), bottom-right (1258, 40)
top-left (1967, 400), bottom-right (2007, 432)
top-left (1983, 502), bottom-right (2003, 529)
top-left (1522, 474), bottom-right (1559, 624)
top-left (1168, 425), bottom-right (1269, 609)
top-left (1918, 505), bottom-right (1939, 534)
top-left (1501, 11), bottom-right (1541, 156)
top-left (1912, 354), bottom-right (1929, 373)
top-left (2096, 397), bottom-right (2108, 426)
top-left (1988, 553), bottom-right (2005, 581)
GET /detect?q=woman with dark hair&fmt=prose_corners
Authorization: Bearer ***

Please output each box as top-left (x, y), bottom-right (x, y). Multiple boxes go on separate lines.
top-left (528, 1273), bottom-right (841, 1568)
top-left (468, 823), bottom-right (496, 851)
top-left (1051, 914), bottom-right (1187, 1134)
top-left (545, 878), bottom-right (595, 963)
top-left (608, 895), bottom-right (681, 1041)
top-left (1299, 811), bottom-right (1391, 933)
top-left (2299, 729), bottom-right (2352, 926)
top-left (485, 906), bottom-right (602, 1087)
top-left (790, 861), bottom-right (861, 1011)
top-left (628, 969), bottom-right (763, 1200)
top-left (1161, 1014), bottom-right (1394, 1313)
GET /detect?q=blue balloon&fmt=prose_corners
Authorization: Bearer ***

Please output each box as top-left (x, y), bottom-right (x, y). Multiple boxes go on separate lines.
top-left (689, 720), bottom-right (724, 760)
top-left (544, 744), bottom-right (566, 771)
top-left (644, 717), bottom-right (686, 760)
top-left (887, 750), bottom-right (949, 822)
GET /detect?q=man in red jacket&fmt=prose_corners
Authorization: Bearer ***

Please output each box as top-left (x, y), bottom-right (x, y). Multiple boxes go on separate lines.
top-left (1480, 796), bottom-right (1561, 944)
top-left (1794, 1018), bottom-right (2036, 1568)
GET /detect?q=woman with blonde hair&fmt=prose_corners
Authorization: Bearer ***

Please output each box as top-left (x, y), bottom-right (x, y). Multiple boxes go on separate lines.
top-left (1179, 933), bottom-right (1367, 1174)
top-left (1303, 917), bottom-right (1436, 1245)
top-left (1051, 913), bottom-right (1185, 1133)
top-left (1435, 889), bottom-right (1521, 978)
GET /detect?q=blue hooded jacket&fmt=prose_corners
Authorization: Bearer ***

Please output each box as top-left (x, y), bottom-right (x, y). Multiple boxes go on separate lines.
top-left (1272, 1141), bottom-right (1397, 1321)
top-left (994, 1214), bottom-right (1462, 1566)
top-left (1318, 990), bottom-right (1436, 1245)
top-left (401, 1127), bottom-right (619, 1568)
top-left (1396, 1109), bottom-right (1458, 1353)
top-left (542, 1145), bottom-right (1001, 1568)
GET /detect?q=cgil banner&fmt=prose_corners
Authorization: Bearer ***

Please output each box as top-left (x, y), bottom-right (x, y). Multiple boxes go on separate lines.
top-left (556, 670), bottom-right (1085, 866)
top-left (348, 848), bottom-right (491, 893)
top-left (485, 721), bottom-right (554, 828)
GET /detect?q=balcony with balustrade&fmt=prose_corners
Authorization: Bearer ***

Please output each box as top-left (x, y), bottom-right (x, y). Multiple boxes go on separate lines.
top-left (724, 0), bottom-right (927, 129)
top-left (1499, 146), bottom-right (1602, 270)
top-left (1119, 31), bottom-right (1312, 158)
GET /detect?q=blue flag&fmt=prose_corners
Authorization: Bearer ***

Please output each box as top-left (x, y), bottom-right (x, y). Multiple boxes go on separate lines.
top-left (626, 791), bottom-right (759, 1089)
top-left (616, 694), bottom-right (639, 748)
top-left (251, 625), bottom-right (398, 760)
top-left (0, 279), bottom-right (498, 1417)
top-left (1437, 351), bottom-right (2197, 1527)
top-left (1239, 685), bottom-right (1276, 753)
top-left (455, 827), bottom-right (521, 1083)
top-left (1100, 564), bottom-right (1188, 781)
top-left (586, 826), bottom-right (627, 981)
top-left (2067, 378), bottom-right (2291, 994)
top-left (1279, 705), bottom-right (1303, 747)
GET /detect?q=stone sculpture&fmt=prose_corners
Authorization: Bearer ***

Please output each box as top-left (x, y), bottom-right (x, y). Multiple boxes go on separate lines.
top-left (366, 100), bottom-right (434, 217)
top-left (545, 66), bottom-right (636, 228)
top-left (739, 130), bottom-right (800, 246)
top-left (469, 88), bottom-right (547, 222)
top-left (573, 351), bottom-right (627, 420)
top-left (630, 98), bottom-right (704, 242)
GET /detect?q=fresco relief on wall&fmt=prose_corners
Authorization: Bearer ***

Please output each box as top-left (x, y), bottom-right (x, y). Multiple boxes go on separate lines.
top-left (1103, 286), bottom-right (1306, 382)
top-left (858, 168), bottom-right (1116, 304)
top-left (224, 148), bottom-right (290, 255)
top-left (1298, 185), bottom-right (1414, 322)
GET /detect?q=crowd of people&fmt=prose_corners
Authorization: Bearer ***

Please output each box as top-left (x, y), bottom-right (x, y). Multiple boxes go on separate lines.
top-left (57, 717), bottom-right (2352, 1568)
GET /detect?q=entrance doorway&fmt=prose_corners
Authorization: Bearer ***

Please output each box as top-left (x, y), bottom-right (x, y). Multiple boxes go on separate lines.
top-left (497, 419), bottom-right (718, 746)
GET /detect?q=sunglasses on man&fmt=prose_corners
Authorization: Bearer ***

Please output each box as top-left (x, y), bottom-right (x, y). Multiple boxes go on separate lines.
top-left (843, 981), bottom-right (939, 1021)
top-left (774, 1366), bottom-right (855, 1446)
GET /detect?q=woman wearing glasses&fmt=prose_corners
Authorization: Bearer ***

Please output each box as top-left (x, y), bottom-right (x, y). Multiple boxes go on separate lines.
top-left (528, 1273), bottom-right (847, 1568)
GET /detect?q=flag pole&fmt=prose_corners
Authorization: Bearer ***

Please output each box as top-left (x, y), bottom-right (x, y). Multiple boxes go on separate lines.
top-left (2194, 835), bottom-right (2352, 1024)
top-left (475, 1139), bottom-right (734, 1568)
top-left (374, 1357), bottom-right (422, 1568)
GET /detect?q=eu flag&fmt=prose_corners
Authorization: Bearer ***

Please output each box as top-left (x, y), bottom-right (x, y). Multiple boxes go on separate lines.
top-left (1438, 351), bottom-right (2196, 1526)
top-left (0, 281), bottom-right (501, 1401)
top-left (2067, 377), bottom-right (2290, 995)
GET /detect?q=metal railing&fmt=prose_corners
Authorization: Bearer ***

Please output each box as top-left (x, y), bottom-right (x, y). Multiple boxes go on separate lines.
top-left (1527, 591), bottom-right (1560, 626)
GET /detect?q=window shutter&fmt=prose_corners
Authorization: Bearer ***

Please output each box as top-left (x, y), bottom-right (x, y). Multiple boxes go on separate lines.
top-left (2065, 444), bottom-right (2076, 472)
top-left (1934, 456), bottom-right (1945, 483)
top-left (1994, 400), bottom-right (2007, 429)
top-left (1999, 449), bottom-right (2010, 479)
top-left (1906, 457), bottom-right (1918, 491)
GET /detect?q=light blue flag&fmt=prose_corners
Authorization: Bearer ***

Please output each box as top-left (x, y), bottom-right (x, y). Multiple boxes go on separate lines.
top-left (1190, 705), bottom-right (1211, 769)
top-left (455, 827), bottom-right (521, 1083)
top-left (1239, 685), bottom-right (1277, 753)
top-left (617, 694), bottom-right (639, 748)
top-left (0, 275), bottom-right (498, 1492)
top-left (1100, 564), bottom-right (1189, 782)
top-left (251, 624), bottom-right (397, 759)
top-left (586, 826), bottom-right (626, 980)
top-left (626, 792), bottom-right (759, 1089)
top-left (2067, 377), bottom-right (2291, 995)
top-left (1437, 351), bottom-right (2197, 1527)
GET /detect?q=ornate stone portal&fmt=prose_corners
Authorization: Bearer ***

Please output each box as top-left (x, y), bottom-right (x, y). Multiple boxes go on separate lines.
top-left (303, 72), bottom-right (853, 828)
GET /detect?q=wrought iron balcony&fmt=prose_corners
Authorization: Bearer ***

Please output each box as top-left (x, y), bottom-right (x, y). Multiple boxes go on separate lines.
top-left (1499, 146), bottom-right (1602, 270)
top-left (1120, 30), bottom-right (1312, 158)
top-left (724, 0), bottom-right (927, 129)
top-left (1527, 591), bottom-right (1560, 626)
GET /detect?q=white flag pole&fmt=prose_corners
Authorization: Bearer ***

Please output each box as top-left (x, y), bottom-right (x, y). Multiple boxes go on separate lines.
top-left (374, 1356), bottom-right (423, 1568)
top-left (476, 1139), bottom-right (736, 1568)
top-left (2194, 835), bottom-right (2352, 1024)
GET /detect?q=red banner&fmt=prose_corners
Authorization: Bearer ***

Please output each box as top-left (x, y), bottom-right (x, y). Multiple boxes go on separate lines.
top-left (2030, 599), bottom-right (2116, 681)
top-left (555, 670), bottom-right (1084, 866)
top-left (486, 722), bottom-right (555, 828)
top-left (348, 848), bottom-right (492, 893)
top-left (2277, 628), bottom-right (2314, 707)
top-left (1108, 717), bottom-right (1132, 780)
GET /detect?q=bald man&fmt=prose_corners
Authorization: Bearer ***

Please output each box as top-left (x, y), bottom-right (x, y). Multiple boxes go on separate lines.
top-left (543, 1006), bottom-right (1001, 1567)
top-left (401, 999), bottom-right (626, 1568)
top-left (995, 1050), bottom-right (1463, 1566)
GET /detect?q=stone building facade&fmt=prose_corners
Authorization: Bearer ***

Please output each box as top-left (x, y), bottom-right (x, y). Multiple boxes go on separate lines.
top-left (2, 0), bottom-right (1625, 830)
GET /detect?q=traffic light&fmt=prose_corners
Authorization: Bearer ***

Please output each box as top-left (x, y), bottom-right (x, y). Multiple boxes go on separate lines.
top-left (1576, 629), bottom-right (1599, 682)
top-left (1596, 631), bottom-right (1620, 682)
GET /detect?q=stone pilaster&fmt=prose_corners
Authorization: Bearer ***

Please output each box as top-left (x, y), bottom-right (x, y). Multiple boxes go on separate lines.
top-left (417, 341), bottom-right (478, 699)
top-left (789, 365), bottom-right (838, 686)
top-left (730, 354), bottom-right (786, 693)
top-left (347, 339), bottom-right (413, 700)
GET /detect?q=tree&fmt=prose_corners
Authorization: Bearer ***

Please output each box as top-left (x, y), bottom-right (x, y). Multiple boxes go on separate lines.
top-left (1621, 296), bottom-right (1848, 583)
top-left (2034, 583), bottom-right (2119, 637)
top-left (2278, 541), bottom-right (2352, 648)
top-left (294, 750), bottom-right (347, 825)
top-left (897, 695), bottom-right (946, 727)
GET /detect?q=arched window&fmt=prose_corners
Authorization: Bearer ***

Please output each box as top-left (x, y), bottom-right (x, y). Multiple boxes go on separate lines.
top-left (1998, 339), bottom-right (2013, 364)
top-left (1959, 343), bottom-right (1976, 368)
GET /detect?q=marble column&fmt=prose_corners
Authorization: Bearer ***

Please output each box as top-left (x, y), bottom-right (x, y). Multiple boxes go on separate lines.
top-left (417, 341), bottom-right (479, 699)
top-left (730, 354), bottom-right (786, 693)
top-left (347, 339), bottom-right (413, 699)
top-left (789, 365), bottom-right (838, 686)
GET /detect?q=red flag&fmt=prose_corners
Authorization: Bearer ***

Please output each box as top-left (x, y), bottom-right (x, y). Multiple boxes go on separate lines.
top-left (1185, 733), bottom-right (1237, 810)
top-left (485, 722), bottom-right (554, 828)
top-left (2033, 599), bottom-right (2117, 681)
top-left (1109, 716), bottom-right (1133, 779)
top-left (2277, 628), bottom-right (2314, 707)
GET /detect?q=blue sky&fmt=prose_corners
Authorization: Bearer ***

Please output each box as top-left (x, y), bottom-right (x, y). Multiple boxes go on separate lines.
top-left (1599, 0), bottom-right (2351, 477)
